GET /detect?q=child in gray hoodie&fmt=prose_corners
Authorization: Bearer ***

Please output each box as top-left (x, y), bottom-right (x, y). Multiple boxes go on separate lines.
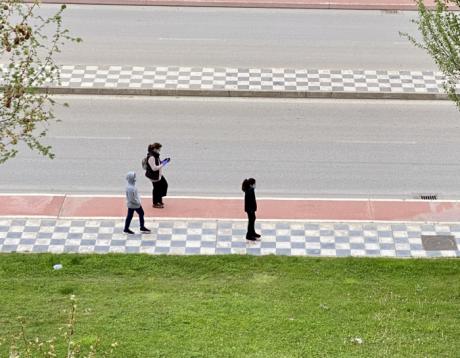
top-left (124, 171), bottom-right (150, 234)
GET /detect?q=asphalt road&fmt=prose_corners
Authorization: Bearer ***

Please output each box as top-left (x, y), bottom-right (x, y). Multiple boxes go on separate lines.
top-left (4, 4), bottom-right (435, 70)
top-left (1, 96), bottom-right (460, 199)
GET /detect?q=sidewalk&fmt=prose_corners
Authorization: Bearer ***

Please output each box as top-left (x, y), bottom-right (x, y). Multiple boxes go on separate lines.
top-left (3, 194), bottom-right (460, 221)
top-left (0, 194), bottom-right (459, 258)
top-left (32, 0), bottom-right (440, 11)
top-left (2, 64), bottom-right (454, 100)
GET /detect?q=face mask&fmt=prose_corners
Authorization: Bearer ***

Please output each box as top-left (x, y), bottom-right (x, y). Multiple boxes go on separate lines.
top-left (252, 184), bottom-right (256, 189)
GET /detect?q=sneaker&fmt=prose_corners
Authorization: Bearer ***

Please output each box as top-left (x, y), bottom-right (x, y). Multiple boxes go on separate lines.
top-left (254, 233), bottom-right (261, 238)
top-left (140, 227), bottom-right (151, 233)
top-left (153, 204), bottom-right (163, 209)
top-left (123, 229), bottom-right (135, 235)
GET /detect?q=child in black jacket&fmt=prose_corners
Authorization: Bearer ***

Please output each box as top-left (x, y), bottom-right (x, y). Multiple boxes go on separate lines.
top-left (242, 178), bottom-right (261, 241)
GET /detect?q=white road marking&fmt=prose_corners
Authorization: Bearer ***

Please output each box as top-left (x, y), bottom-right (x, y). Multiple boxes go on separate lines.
top-left (51, 136), bottom-right (131, 140)
top-left (1, 215), bottom-right (459, 224)
top-left (0, 193), bottom-right (458, 203)
top-left (0, 193), bottom-right (66, 197)
top-left (158, 37), bottom-right (219, 41)
top-left (55, 216), bottom-right (460, 224)
top-left (336, 140), bottom-right (417, 144)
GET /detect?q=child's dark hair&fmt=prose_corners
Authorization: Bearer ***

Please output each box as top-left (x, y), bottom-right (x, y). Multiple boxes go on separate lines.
top-left (241, 178), bottom-right (256, 192)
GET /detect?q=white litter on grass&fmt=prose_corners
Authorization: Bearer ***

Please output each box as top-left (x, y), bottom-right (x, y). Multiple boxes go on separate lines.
top-left (351, 337), bottom-right (363, 345)
top-left (53, 264), bottom-right (63, 270)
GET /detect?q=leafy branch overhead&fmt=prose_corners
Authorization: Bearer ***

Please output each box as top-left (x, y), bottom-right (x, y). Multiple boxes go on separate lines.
top-left (401, 0), bottom-right (460, 110)
top-left (0, 0), bottom-right (81, 164)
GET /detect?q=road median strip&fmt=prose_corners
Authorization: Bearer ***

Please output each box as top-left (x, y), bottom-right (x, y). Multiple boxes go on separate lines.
top-left (2, 64), bottom-right (455, 100)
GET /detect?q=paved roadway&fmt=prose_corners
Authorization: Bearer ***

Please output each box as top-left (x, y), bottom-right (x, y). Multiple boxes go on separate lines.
top-left (8, 4), bottom-right (435, 70)
top-left (1, 95), bottom-right (460, 199)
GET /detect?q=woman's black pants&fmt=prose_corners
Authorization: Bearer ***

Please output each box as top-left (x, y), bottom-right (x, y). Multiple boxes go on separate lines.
top-left (152, 176), bottom-right (168, 205)
top-left (246, 211), bottom-right (256, 238)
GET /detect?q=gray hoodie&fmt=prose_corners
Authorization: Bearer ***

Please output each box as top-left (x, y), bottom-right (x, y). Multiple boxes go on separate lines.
top-left (125, 172), bottom-right (141, 209)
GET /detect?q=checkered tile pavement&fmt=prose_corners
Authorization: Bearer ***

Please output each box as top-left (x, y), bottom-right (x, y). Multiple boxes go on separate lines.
top-left (2, 64), bottom-right (457, 94)
top-left (1, 218), bottom-right (459, 258)
top-left (55, 66), bottom-right (454, 93)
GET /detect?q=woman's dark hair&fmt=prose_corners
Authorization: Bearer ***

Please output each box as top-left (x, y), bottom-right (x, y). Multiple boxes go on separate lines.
top-left (241, 178), bottom-right (256, 192)
top-left (148, 143), bottom-right (162, 154)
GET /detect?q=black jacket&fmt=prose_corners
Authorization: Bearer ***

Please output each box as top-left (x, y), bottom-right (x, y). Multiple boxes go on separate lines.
top-left (146, 152), bottom-right (160, 181)
top-left (244, 188), bottom-right (257, 213)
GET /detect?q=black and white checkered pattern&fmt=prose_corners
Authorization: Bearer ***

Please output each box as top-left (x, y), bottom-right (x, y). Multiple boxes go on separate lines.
top-left (2, 64), bottom-right (456, 94)
top-left (1, 218), bottom-right (459, 258)
top-left (54, 66), bottom-right (453, 93)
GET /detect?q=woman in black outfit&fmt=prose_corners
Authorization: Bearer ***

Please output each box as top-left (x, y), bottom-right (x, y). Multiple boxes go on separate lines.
top-left (146, 143), bottom-right (169, 208)
top-left (242, 178), bottom-right (261, 241)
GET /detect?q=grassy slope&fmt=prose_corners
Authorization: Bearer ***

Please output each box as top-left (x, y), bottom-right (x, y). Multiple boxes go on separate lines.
top-left (0, 254), bottom-right (459, 357)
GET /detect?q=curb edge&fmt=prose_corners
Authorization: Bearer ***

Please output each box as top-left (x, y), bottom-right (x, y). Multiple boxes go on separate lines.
top-left (29, 87), bottom-right (450, 101)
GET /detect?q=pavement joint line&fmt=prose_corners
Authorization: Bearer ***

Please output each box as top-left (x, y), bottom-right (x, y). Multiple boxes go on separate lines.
top-left (57, 193), bottom-right (67, 219)
top-left (55, 216), bottom-right (248, 221)
top-left (369, 198), bottom-right (376, 220)
top-left (2, 215), bottom-right (460, 224)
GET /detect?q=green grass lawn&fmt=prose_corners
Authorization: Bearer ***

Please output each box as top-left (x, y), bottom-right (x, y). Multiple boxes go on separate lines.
top-left (0, 254), bottom-right (459, 357)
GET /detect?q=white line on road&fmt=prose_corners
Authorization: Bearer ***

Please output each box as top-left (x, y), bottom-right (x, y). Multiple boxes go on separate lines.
top-left (158, 37), bottom-right (219, 41)
top-left (336, 140), bottom-right (417, 145)
top-left (1, 193), bottom-right (458, 203)
top-left (51, 136), bottom-right (131, 140)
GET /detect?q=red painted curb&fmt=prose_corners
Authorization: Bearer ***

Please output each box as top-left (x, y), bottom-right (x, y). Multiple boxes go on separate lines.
top-left (26, 0), bottom-right (440, 11)
top-left (1, 195), bottom-right (460, 222)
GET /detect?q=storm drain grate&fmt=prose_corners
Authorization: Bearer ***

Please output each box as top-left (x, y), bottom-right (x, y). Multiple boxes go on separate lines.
top-left (421, 235), bottom-right (458, 251)
top-left (417, 194), bottom-right (438, 200)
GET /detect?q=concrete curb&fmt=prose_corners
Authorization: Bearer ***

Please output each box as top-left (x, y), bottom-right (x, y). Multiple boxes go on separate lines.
top-left (31, 86), bottom-right (449, 101)
top-left (24, 0), bottom-right (446, 12)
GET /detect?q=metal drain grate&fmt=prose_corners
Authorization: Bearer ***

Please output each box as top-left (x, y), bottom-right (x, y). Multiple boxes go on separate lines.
top-left (422, 235), bottom-right (458, 251)
top-left (417, 194), bottom-right (438, 200)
